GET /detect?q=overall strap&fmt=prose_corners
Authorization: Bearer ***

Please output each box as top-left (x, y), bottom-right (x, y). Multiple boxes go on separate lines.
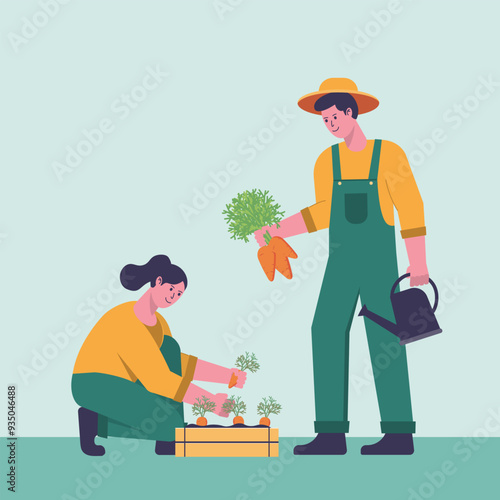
top-left (368, 139), bottom-right (382, 180)
top-left (331, 144), bottom-right (341, 180)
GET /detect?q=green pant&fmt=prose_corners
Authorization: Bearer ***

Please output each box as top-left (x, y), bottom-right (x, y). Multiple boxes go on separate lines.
top-left (72, 336), bottom-right (185, 442)
top-left (312, 140), bottom-right (415, 434)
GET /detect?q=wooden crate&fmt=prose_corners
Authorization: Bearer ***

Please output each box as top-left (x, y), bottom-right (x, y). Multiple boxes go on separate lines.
top-left (175, 427), bottom-right (279, 457)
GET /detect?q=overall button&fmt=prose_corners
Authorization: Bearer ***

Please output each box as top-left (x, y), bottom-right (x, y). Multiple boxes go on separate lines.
top-left (338, 181), bottom-right (342, 186)
top-left (369, 181), bottom-right (373, 185)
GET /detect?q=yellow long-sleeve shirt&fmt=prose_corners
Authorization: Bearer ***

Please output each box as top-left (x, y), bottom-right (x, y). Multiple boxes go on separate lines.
top-left (73, 302), bottom-right (198, 402)
top-left (300, 140), bottom-right (426, 239)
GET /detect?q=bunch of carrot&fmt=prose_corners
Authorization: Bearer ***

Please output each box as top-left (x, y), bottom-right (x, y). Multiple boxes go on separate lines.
top-left (223, 189), bottom-right (298, 281)
top-left (257, 236), bottom-right (297, 281)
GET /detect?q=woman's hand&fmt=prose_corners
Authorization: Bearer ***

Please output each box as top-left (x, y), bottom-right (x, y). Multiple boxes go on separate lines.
top-left (213, 393), bottom-right (231, 417)
top-left (229, 368), bottom-right (247, 388)
top-left (193, 359), bottom-right (233, 384)
top-left (192, 360), bottom-right (247, 388)
top-left (184, 386), bottom-right (230, 417)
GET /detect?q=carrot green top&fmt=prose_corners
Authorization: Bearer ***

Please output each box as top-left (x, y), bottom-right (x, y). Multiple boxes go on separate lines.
top-left (300, 140), bottom-right (426, 239)
top-left (73, 302), bottom-right (198, 402)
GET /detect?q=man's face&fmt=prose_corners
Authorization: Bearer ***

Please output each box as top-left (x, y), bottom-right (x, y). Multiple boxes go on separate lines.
top-left (321, 104), bottom-right (355, 138)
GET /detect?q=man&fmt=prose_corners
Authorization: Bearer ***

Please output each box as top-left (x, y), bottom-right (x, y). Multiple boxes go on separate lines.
top-left (254, 78), bottom-right (429, 455)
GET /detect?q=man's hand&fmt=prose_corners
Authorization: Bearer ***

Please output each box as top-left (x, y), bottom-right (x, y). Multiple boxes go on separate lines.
top-left (254, 226), bottom-right (275, 247)
top-left (407, 264), bottom-right (429, 287)
top-left (213, 393), bottom-right (231, 417)
top-left (404, 235), bottom-right (429, 287)
top-left (254, 213), bottom-right (309, 247)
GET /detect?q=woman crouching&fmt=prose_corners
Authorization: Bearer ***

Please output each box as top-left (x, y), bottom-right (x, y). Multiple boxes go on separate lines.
top-left (72, 254), bottom-right (246, 455)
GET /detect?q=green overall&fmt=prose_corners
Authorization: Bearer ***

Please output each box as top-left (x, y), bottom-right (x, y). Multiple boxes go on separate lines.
top-left (311, 140), bottom-right (415, 434)
top-left (72, 335), bottom-right (186, 442)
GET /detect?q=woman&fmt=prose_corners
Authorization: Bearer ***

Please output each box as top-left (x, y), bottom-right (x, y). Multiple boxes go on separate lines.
top-left (72, 254), bottom-right (246, 456)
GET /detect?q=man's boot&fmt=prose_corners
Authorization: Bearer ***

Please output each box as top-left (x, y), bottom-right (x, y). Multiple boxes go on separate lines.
top-left (361, 433), bottom-right (414, 455)
top-left (293, 433), bottom-right (347, 455)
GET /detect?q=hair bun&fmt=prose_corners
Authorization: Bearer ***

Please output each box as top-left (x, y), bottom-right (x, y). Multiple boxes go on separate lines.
top-left (119, 254), bottom-right (187, 292)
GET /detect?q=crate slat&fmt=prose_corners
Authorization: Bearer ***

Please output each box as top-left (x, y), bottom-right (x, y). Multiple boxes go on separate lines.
top-left (175, 427), bottom-right (279, 457)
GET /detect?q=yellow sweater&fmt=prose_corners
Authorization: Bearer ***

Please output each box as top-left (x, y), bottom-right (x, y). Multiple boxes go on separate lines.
top-left (73, 302), bottom-right (198, 402)
top-left (300, 140), bottom-right (426, 239)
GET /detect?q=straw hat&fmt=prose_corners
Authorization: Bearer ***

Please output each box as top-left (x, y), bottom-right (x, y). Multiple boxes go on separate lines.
top-left (298, 78), bottom-right (379, 115)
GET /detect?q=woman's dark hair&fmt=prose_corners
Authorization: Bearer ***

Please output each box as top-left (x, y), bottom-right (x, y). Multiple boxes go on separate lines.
top-left (314, 92), bottom-right (359, 119)
top-left (120, 255), bottom-right (188, 291)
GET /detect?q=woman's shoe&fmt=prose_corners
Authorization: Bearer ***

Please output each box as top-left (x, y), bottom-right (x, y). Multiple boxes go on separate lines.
top-left (78, 407), bottom-right (105, 456)
top-left (155, 440), bottom-right (176, 455)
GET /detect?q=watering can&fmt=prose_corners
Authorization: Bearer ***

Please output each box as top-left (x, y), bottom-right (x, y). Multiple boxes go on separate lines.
top-left (358, 273), bottom-right (442, 345)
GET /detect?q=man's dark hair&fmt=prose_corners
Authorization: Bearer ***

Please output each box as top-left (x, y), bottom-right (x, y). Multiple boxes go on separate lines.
top-left (314, 92), bottom-right (359, 119)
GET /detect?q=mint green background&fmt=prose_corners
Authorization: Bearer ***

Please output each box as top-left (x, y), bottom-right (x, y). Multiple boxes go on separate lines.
top-left (1, 0), bottom-right (499, 447)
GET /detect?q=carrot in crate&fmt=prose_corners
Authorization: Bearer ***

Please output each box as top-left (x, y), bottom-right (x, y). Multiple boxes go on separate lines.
top-left (257, 396), bottom-right (282, 427)
top-left (222, 396), bottom-right (247, 425)
top-left (192, 396), bottom-right (216, 426)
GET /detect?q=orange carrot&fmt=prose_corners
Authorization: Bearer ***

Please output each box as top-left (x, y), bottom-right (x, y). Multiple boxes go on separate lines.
top-left (233, 416), bottom-right (244, 425)
top-left (257, 246), bottom-right (276, 281)
top-left (274, 253), bottom-right (293, 279)
top-left (269, 236), bottom-right (298, 259)
top-left (228, 372), bottom-right (238, 388)
top-left (259, 417), bottom-right (270, 427)
top-left (269, 237), bottom-right (298, 280)
top-left (196, 417), bottom-right (207, 426)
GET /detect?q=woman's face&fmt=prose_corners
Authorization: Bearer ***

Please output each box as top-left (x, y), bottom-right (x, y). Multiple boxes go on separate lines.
top-left (152, 277), bottom-right (185, 308)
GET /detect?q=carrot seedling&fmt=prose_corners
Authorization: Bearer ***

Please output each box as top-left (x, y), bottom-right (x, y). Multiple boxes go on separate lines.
top-left (235, 352), bottom-right (260, 373)
top-left (257, 396), bottom-right (282, 427)
top-left (228, 352), bottom-right (260, 388)
top-left (223, 395), bottom-right (247, 425)
top-left (192, 396), bottom-right (216, 426)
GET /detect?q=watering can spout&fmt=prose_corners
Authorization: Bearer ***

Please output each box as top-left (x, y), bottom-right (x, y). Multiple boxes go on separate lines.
top-left (358, 305), bottom-right (401, 339)
top-left (359, 274), bottom-right (442, 346)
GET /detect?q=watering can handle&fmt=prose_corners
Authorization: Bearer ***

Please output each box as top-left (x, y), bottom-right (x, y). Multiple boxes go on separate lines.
top-left (390, 273), bottom-right (439, 313)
